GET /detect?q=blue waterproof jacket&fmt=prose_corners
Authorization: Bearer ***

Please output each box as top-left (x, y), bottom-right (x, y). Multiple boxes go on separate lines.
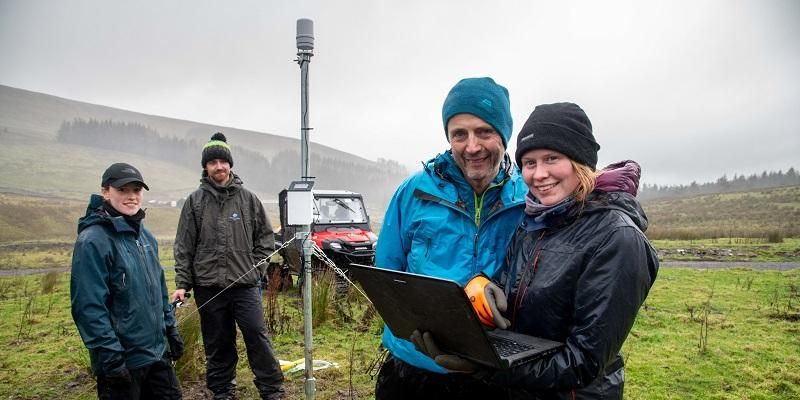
top-left (376, 151), bottom-right (527, 372)
top-left (70, 194), bottom-right (176, 376)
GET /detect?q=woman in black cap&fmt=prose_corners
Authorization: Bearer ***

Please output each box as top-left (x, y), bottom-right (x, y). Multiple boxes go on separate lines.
top-left (413, 103), bottom-right (659, 399)
top-left (70, 163), bottom-right (183, 399)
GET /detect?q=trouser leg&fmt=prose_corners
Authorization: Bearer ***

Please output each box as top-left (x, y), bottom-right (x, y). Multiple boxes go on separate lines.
top-left (232, 287), bottom-right (285, 398)
top-left (139, 358), bottom-right (183, 400)
top-left (96, 365), bottom-right (145, 400)
top-left (97, 374), bottom-right (134, 400)
top-left (195, 286), bottom-right (238, 396)
top-left (375, 355), bottom-right (512, 400)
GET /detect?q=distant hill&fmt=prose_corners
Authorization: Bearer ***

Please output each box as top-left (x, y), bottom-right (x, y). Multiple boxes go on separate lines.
top-left (639, 169), bottom-right (800, 201)
top-left (0, 84), bottom-right (407, 205)
top-left (642, 185), bottom-right (800, 239)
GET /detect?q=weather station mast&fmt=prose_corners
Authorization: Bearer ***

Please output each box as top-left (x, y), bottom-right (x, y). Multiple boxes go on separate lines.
top-left (295, 17), bottom-right (316, 400)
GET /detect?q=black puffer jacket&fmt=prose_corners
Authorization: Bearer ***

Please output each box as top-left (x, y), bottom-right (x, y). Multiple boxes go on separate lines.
top-left (489, 162), bottom-right (658, 399)
top-left (174, 174), bottom-right (274, 290)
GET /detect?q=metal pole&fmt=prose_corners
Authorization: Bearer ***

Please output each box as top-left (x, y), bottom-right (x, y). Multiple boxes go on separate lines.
top-left (299, 54), bottom-right (311, 180)
top-left (295, 18), bottom-right (316, 400)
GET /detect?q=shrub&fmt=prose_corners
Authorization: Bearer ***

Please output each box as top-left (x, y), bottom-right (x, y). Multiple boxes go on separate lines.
top-left (766, 230), bottom-right (784, 243)
top-left (40, 271), bottom-right (59, 294)
top-left (174, 309), bottom-right (205, 383)
top-left (311, 268), bottom-right (335, 327)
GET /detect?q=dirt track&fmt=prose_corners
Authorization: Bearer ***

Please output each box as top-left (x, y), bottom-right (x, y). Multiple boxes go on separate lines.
top-left (2, 261), bottom-right (799, 276)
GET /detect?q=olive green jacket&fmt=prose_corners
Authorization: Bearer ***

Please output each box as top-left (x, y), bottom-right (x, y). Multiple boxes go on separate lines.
top-left (174, 174), bottom-right (274, 290)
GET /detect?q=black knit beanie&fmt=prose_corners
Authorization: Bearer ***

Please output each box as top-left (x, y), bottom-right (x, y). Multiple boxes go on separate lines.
top-left (201, 132), bottom-right (234, 168)
top-left (515, 102), bottom-right (600, 170)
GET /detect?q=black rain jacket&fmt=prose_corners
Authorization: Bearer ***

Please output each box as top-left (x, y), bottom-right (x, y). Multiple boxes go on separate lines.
top-left (489, 161), bottom-right (658, 399)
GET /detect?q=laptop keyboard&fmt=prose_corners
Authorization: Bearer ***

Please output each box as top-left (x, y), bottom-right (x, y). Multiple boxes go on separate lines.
top-left (489, 336), bottom-right (535, 357)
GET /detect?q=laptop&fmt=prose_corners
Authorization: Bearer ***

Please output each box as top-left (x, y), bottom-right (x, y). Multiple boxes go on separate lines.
top-left (348, 264), bottom-right (563, 369)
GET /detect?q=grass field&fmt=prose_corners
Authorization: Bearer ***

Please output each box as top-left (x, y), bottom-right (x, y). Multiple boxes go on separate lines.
top-left (0, 267), bottom-right (798, 399)
top-left (0, 185), bottom-right (798, 398)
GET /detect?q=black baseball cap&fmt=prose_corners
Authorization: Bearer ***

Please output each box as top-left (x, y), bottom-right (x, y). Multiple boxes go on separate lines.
top-left (101, 163), bottom-right (149, 190)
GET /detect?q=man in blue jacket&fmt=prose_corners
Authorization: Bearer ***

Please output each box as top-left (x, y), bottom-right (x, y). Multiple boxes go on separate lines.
top-left (375, 77), bottom-right (527, 398)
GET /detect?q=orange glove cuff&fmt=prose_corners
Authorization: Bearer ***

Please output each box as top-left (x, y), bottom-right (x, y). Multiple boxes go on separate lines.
top-left (464, 275), bottom-right (495, 328)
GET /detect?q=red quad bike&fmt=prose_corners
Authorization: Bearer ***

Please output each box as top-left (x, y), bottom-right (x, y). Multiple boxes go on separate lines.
top-left (274, 189), bottom-right (377, 294)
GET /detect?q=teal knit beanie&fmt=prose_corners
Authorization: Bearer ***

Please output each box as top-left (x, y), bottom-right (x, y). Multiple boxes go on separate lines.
top-left (441, 77), bottom-right (512, 147)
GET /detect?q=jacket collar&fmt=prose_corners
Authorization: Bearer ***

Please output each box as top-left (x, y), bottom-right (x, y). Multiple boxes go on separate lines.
top-left (77, 194), bottom-right (138, 235)
top-left (200, 173), bottom-right (243, 198)
top-left (419, 150), bottom-right (524, 206)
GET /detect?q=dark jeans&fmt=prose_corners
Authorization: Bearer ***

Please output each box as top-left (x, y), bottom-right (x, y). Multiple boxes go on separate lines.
top-left (375, 355), bottom-right (519, 400)
top-left (195, 286), bottom-right (284, 398)
top-left (96, 358), bottom-right (181, 400)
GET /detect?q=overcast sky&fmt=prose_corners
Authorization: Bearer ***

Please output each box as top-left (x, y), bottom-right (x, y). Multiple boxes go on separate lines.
top-left (1, 0), bottom-right (798, 186)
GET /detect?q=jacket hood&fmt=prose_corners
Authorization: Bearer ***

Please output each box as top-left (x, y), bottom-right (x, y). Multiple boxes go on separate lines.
top-left (77, 194), bottom-right (137, 235)
top-left (585, 191), bottom-right (649, 232)
top-left (588, 159), bottom-right (648, 230)
top-left (594, 160), bottom-right (640, 196)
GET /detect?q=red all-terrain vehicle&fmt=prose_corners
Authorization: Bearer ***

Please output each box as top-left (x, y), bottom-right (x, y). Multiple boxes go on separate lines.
top-left (274, 189), bottom-right (377, 291)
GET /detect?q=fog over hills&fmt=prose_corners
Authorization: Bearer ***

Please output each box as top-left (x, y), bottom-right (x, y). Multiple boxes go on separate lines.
top-left (0, 84), bottom-right (407, 205)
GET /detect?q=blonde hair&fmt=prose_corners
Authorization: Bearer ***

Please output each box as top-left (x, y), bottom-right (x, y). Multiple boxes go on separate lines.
top-left (571, 160), bottom-right (601, 202)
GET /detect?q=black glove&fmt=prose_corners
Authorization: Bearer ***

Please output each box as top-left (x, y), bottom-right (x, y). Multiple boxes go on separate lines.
top-left (166, 325), bottom-right (184, 361)
top-left (410, 330), bottom-right (479, 374)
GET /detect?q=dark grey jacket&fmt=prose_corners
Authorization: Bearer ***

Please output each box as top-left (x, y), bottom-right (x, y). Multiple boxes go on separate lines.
top-left (174, 174), bottom-right (274, 290)
top-left (489, 164), bottom-right (658, 399)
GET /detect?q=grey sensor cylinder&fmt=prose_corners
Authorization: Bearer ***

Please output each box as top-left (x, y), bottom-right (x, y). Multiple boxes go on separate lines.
top-left (297, 19), bottom-right (314, 51)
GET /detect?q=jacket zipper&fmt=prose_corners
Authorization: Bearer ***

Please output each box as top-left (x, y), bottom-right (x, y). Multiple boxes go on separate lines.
top-left (415, 183), bottom-right (523, 276)
top-left (135, 237), bottom-right (160, 344)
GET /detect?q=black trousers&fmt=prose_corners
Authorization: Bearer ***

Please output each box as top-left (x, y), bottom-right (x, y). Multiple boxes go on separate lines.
top-left (375, 355), bottom-right (521, 400)
top-left (194, 286), bottom-right (284, 398)
top-left (96, 358), bottom-right (181, 400)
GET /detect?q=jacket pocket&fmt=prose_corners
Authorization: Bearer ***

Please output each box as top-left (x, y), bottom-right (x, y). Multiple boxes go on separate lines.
top-left (192, 249), bottom-right (217, 284)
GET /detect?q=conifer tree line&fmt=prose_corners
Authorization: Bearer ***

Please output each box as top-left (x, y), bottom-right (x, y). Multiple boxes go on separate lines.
top-left (57, 118), bottom-right (408, 205)
top-left (639, 168), bottom-right (800, 201)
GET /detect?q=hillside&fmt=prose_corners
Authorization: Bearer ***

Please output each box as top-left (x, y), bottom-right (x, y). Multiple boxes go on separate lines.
top-left (0, 84), bottom-right (407, 204)
top-left (0, 84), bottom-right (372, 163)
top-left (642, 185), bottom-right (800, 239)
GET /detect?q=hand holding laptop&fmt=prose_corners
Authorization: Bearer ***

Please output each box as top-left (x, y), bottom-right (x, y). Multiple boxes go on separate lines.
top-left (465, 275), bottom-right (511, 329)
top-left (348, 264), bottom-right (564, 369)
top-left (411, 275), bottom-right (511, 373)
top-left (410, 330), bottom-right (479, 374)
